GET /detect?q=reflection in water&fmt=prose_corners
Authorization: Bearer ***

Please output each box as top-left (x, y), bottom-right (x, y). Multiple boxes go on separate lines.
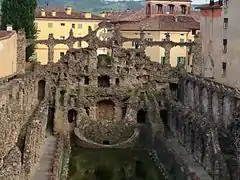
top-left (68, 147), bottom-right (165, 180)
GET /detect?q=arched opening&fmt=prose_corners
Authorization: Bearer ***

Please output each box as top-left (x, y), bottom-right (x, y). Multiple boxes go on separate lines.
top-left (169, 83), bottom-right (178, 98)
top-left (59, 90), bottom-right (65, 106)
top-left (168, 4), bottom-right (175, 14)
top-left (160, 110), bottom-right (169, 132)
top-left (180, 5), bottom-right (187, 14)
top-left (96, 100), bottom-right (115, 121)
top-left (146, 3), bottom-right (151, 17)
top-left (84, 76), bottom-right (89, 85)
top-left (85, 107), bottom-right (90, 116)
top-left (156, 4), bottom-right (163, 13)
top-left (102, 140), bottom-right (110, 145)
top-left (200, 136), bottom-right (206, 164)
top-left (137, 109), bottom-right (147, 123)
top-left (116, 78), bottom-right (120, 86)
top-left (98, 75), bottom-right (110, 87)
top-left (38, 80), bottom-right (46, 101)
top-left (68, 109), bottom-right (77, 124)
top-left (46, 107), bottom-right (55, 135)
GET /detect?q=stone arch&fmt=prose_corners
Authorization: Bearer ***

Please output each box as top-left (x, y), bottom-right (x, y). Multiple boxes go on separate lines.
top-left (212, 92), bottom-right (219, 123)
top-left (204, 55), bottom-right (214, 78)
top-left (46, 107), bottom-right (55, 135)
top-left (37, 79), bottom-right (46, 101)
top-left (137, 109), bottom-right (147, 123)
top-left (223, 96), bottom-right (231, 128)
top-left (201, 88), bottom-right (208, 113)
top-left (167, 4), bottom-right (175, 14)
top-left (96, 99), bottom-right (115, 121)
top-left (98, 75), bottom-right (110, 87)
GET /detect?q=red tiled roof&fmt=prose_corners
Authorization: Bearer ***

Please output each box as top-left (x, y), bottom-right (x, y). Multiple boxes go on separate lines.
top-left (0, 31), bottom-right (15, 40)
top-left (118, 15), bottom-right (200, 31)
top-left (197, 2), bottom-right (222, 9)
top-left (35, 7), bottom-right (106, 20)
top-left (106, 9), bottom-right (146, 23)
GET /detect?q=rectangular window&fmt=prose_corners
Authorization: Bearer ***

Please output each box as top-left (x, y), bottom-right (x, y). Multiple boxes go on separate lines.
top-left (222, 62), bottom-right (226, 77)
top-left (177, 57), bottom-right (186, 65)
top-left (161, 56), bottom-right (165, 64)
top-left (60, 36), bottom-right (65, 40)
top-left (60, 52), bottom-right (64, 57)
top-left (72, 23), bottom-right (75, 28)
top-left (60, 23), bottom-right (65, 26)
top-left (223, 18), bottom-right (228, 29)
top-left (78, 24), bottom-right (82, 29)
top-left (48, 23), bottom-right (53, 28)
top-left (146, 38), bottom-right (153, 41)
top-left (223, 39), bottom-right (227, 53)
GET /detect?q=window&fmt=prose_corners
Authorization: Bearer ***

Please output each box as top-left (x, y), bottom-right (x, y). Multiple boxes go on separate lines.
top-left (78, 24), bottom-right (82, 29)
top-left (222, 62), bottom-right (226, 77)
top-left (72, 23), bottom-right (75, 28)
top-left (60, 52), bottom-right (64, 57)
top-left (60, 23), bottom-right (65, 26)
top-left (177, 57), bottom-right (186, 65)
top-left (84, 76), bottom-right (89, 85)
top-left (146, 38), bottom-right (153, 41)
top-left (48, 23), bottom-right (53, 28)
top-left (180, 5), bottom-right (187, 14)
top-left (161, 56), bottom-right (165, 64)
top-left (225, 0), bottom-right (229, 7)
top-left (168, 4), bottom-right (175, 14)
top-left (132, 41), bottom-right (139, 49)
top-left (223, 18), bottom-right (228, 29)
top-left (60, 36), bottom-right (65, 40)
top-left (223, 39), bottom-right (227, 53)
top-left (156, 4), bottom-right (163, 14)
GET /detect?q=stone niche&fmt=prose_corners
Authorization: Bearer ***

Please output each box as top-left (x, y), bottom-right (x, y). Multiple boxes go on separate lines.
top-left (96, 99), bottom-right (115, 121)
top-left (78, 98), bottom-right (135, 145)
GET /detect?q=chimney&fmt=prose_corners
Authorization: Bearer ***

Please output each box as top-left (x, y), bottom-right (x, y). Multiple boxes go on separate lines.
top-left (66, 6), bottom-right (72, 15)
top-left (99, 12), bottom-right (106, 18)
top-left (41, 8), bottom-right (46, 16)
top-left (52, 11), bottom-right (56, 16)
top-left (6, 25), bottom-right (13, 31)
top-left (84, 12), bottom-right (92, 18)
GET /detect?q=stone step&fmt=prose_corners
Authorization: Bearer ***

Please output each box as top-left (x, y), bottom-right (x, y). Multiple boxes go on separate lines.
top-left (31, 135), bottom-right (57, 180)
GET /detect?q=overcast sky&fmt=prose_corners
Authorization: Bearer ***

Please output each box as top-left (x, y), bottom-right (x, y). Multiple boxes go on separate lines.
top-left (192, 0), bottom-right (208, 4)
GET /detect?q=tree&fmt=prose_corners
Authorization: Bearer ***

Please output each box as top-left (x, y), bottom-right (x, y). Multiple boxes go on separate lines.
top-left (1, 0), bottom-right (38, 60)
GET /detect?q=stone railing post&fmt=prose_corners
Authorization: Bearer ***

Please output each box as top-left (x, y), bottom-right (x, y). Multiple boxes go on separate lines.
top-left (17, 29), bottom-right (26, 74)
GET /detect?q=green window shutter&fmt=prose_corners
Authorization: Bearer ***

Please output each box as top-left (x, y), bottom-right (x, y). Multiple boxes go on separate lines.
top-left (177, 57), bottom-right (180, 65)
top-left (161, 56), bottom-right (165, 64)
top-left (183, 57), bottom-right (186, 65)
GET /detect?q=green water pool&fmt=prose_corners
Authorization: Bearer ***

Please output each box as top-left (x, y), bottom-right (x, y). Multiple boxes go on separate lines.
top-left (68, 147), bottom-right (165, 180)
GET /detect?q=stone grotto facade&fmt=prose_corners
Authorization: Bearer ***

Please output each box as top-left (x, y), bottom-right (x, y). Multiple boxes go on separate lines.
top-left (0, 22), bottom-right (239, 180)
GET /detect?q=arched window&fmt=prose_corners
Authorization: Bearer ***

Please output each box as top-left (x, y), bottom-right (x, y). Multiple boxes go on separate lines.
top-left (146, 4), bottom-right (151, 16)
top-left (156, 4), bottom-right (163, 14)
top-left (168, 4), bottom-right (175, 14)
top-left (180, 5), bottom-right (187, 14)
top-left (38, 80), bottom-right (46, 101)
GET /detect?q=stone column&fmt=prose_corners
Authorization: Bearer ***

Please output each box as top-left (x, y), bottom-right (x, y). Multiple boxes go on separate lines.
top-left (164, 45), bottom-right (171, 65)
top-left (48, 45), bottom-right (54, 63)
top-left (16, 30), bottom-right (26, 74)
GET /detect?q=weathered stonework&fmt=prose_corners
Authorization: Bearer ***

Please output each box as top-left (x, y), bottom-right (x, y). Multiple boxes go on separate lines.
top-left (0, 23), bottom-right (238, 180)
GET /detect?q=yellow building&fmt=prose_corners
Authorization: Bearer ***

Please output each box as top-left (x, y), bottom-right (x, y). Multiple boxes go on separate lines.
top-left (0, 28), bottom-right (17, 78)
top-left (35, 7), bottom-right (105, 64)
top-left (107, 0), bottom-right (200, 69)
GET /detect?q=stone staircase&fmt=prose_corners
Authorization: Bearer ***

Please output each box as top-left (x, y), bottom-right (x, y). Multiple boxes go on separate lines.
top-left (31, 135), bottom-right (57, 180)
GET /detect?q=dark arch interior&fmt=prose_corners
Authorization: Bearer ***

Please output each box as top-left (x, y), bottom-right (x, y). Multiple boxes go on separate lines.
top-left (38, 80), bottom-right (46, 101)
top-left (137, 109), bottom-right (147, 123)
top-left (59, 90), bottom-right (65, 106)
top-left (98, 75), bottom-right (110, 87)
top-left (160, 110), bottom-right (169, 131)
top-left (68, 109), bottom-right (77, 123)
top-left (46, 107), bottom-right (55, 135)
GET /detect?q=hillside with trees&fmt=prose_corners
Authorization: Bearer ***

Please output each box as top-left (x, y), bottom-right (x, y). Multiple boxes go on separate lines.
top-left (38, 0), bottom-right (144, 13)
